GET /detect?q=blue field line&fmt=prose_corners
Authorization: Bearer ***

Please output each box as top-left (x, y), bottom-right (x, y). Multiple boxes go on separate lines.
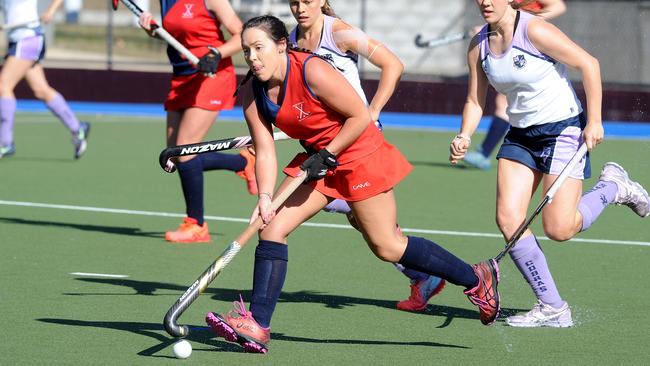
top-left (16, 99), bottom-right (650, 139)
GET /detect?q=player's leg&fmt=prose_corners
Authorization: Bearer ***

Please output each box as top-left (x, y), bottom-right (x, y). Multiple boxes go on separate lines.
top-left (350, 189), bottom-right (500, 325)
top-left (464, 93), bottom-right (510, 170)
top-left (24, 64), bottom-right (90, 159)
top-left (0, 55), bottom-right (33, 157)
top-left (164, 108), bottom-right (216, 242)
top-left (207, 177), bottom-right (329, 353)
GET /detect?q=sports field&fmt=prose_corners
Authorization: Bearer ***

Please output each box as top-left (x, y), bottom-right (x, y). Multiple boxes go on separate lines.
top-left (1, 111), bottom-right (649, 365)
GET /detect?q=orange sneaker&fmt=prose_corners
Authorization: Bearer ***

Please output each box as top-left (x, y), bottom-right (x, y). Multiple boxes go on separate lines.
top-left (164, 217), bottom-right (210, 243)
top-left (464, 259), bottom-right (500, 325)
top-left (236, 149), bottom-right (258, 195)
top-left (206, 296), bottom-right (270, 353)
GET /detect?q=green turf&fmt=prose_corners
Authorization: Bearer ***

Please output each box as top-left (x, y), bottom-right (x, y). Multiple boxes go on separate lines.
top-left (1, 113), bottom-right (649, 365)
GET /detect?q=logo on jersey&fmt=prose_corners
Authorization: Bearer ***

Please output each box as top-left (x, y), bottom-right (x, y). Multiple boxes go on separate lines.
top-left (292, 102), bottom-right (311, 122)
top-left (182, 4), bottom-right (194, 18)
top-left (513, 54), bottom-right (527, 69)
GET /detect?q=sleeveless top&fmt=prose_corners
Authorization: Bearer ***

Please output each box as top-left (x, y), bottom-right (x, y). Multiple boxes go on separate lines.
top-left (2, 0), bottom-right (42, 43)
top-left (252, 50), bottom-right (382, 164)
top-left (478, 11), bottom-right (582, 127)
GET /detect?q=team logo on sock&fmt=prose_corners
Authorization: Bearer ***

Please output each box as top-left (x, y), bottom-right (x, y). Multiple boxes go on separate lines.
top-left (513, 54), bottom-right (527, 69)
top-left (182, 4), bottom-right (194, 18)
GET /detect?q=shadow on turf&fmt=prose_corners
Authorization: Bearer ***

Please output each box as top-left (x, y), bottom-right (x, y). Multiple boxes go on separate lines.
top-left (0, 216), bottom-right (165, 239)
top-left (66, 278), bottom-right (527, 328)
top-left (37, 318), bottom-right (469, 355)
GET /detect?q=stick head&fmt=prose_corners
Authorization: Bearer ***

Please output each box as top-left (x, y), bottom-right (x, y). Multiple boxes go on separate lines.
top-left (112, 0), bottom-right (119, 11)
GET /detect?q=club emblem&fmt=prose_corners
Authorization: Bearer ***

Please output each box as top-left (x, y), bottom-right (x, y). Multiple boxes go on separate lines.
top-left (182, 4), bottom-right (194, 18)
top-left (513, 54), bottom-right (527, 69)
top-left (293, 102), bottom-right (311, 122)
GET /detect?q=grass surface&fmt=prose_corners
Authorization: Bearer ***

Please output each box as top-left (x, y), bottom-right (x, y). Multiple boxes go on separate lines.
top-left (1, 112), bottom-right (649, 365)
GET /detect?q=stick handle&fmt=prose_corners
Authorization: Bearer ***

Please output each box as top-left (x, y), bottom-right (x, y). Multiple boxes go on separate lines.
top-left (163, 173), bottom-right (307, 337)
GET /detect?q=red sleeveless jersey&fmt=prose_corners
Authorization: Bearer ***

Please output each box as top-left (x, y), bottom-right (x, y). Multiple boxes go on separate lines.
top-left (513, 0), bottom-right (543, 12)
top-left (274, 51), bottom-right (383, 164)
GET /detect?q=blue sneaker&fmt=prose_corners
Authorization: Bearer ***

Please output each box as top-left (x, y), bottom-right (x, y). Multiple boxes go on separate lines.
top-left (463, 150), bottom-right (491, 170)
top-left (0, 143), bottom-right (16, 159)
top-left (73, 122), bottom-right (90, 159)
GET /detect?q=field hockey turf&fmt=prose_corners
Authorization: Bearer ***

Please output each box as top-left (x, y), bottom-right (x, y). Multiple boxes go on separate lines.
top-left (1, 112), bottom-right (648, 364)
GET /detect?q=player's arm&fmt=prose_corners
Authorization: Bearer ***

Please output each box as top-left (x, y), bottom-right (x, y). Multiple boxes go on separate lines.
top-left (534, 0), bottom-right (566, 20)
top-left (527, 18), bottom-right (602, 150)
top-left (42, 0), bottom-right (64, 23)
top-left (332, 19), bottom-right (403, 122)
top-left (305, 58), bottom-right (371, 156)
top-left (206, 0), bottom-right (243, 59)
top-left (450, 36), bottom-right (489, 164)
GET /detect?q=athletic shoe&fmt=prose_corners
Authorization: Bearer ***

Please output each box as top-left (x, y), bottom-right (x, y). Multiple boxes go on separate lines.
top-left (73, 121), bottom-right (90, 159)
top-left (396, 276), bottom-right (446, 312)
top-left (0, 143), bottom-right (16, 159)
top-left (165, 217), bottom-right (210, 243)
top-left (206, 296), bottom-right (270, 354)
top-left (599, 162), bottom-right (650, 217)
top-left (464, 259), bottom-right (500, 325)
top-left (463, 150), bottom-right (491, 170)
top-left (236, 149), bottom-right (258, 195)
top-left (506, 300), bottom-right (573, 328)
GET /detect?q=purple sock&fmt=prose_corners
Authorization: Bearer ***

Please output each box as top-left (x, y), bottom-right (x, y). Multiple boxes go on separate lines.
top-left (509, 234), bottom-right (564, 308)
top-left (323, 199), bottom-right (352, 214)
top-left (0, 97), bottom-right (16, 146)
top-left (578, 181), bottom-right (618, 231)
top-left (46, 93), bottom-right (80, 133)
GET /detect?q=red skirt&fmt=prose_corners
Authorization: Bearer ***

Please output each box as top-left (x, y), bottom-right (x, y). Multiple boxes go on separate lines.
top-left (164, 66), bottom-right (236, 111)
top-left (283, 141), bottom-right (413, 201)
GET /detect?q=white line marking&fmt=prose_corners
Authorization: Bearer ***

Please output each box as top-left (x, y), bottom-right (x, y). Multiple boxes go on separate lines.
top-left (1, 199), bottom-right (649, 247)
top-left (70, 272), bottom-right (129, 278)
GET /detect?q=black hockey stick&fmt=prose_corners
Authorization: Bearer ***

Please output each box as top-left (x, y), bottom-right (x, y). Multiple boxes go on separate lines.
top-left (414, 31), bottom-right (472, 48)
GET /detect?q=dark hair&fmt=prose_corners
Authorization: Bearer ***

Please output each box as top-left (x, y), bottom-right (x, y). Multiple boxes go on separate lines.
top-left (322, 0), bottom-right (337, 17)
top-left (235, 15), bottom-right (290, 96)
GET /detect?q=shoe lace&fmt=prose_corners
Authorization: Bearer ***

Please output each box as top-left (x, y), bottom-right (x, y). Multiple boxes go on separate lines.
top-left (228, 294), bottom-right (254, 320)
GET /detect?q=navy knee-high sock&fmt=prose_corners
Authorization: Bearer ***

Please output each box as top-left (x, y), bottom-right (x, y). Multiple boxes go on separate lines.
top-left (480, 116), bottom-right (509, 157)
top-left (250, 240), bottom-right (288, 328)
top-left (177, 157), bottom-right (204, 225)
top-left (398, 236), bottom-right (477, 288)
top-left (200, 152), bottom-right (246, 172)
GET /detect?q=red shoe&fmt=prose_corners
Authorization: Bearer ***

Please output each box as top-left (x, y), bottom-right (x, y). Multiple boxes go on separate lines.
top-left (464, 259), bottom-right (500, 325)
top-left (206, 296), bottom-right (270, 353)
top-left (236, 149), bottom-right (258, 195)
top-left (164, 217), bottom-right (210, 243)
top-left (396, 276), bottom-right (446, 312)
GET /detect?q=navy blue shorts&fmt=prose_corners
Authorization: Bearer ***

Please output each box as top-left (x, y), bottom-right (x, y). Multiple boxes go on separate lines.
top-left (496, 113), bottom-right (591, 179)
top-left (6, 35), bottom-right (46, 62)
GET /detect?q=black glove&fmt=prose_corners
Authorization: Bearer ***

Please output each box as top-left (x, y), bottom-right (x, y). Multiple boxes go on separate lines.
top-left (300, 148), bottom-right (338, 182)
top-left (197, 47), bottom-right (221, 77)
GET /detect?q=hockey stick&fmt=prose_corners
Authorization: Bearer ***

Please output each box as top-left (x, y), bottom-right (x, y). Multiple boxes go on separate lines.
top-left (159, 131), bottom-right (291, 173)
top-left (163, 172), bottom-right (308, 337)
top-left (414, 31), bottom-right (472, 48)
top-left (0, 19), bottom-right (40, 31)
top-left (494, 143), bottom-right (589, 262)
top-left (112, 0), bottom-right (199, 65)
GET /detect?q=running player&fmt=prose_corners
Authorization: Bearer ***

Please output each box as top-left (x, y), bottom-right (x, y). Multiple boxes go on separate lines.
top-left (450, 0), bottom-right (649, 327)
top-left (205, 15), bottom-right (500, 353)
top-left (287, 0), bottom-right (444, 312)
top-left (138, 0), bottom-right (255, 243)
top-left (0, 0), bottom-right (89, 159)
top-left (463, 0), bottom-right (566, 170)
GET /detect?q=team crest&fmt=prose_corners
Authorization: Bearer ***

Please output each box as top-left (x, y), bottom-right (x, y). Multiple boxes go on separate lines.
top-left (513, 54), bottom-right (527, 69)
top-left (182, 4), bottom-right (194, 18)
top-left (293, 102), bottom-right (311, 121)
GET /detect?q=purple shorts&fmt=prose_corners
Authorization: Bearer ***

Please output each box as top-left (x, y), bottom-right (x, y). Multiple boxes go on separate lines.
top-left (6, 35), bottom-right (46, 62)
top-left (496, 113), bottom-right (591, 179)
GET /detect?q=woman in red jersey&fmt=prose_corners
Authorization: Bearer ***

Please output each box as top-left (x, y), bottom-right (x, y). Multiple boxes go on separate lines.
top-left (139, 0), bottom-right (256, 243)
top-left (204, 15), bottom-right (501, 354)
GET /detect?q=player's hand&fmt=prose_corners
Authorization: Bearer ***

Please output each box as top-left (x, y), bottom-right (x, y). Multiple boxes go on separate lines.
top-left (449, 133), bottom-right (471, 165)
top-left (40, 11), bottom-right (55, 24)
top-left (138, 12), bottom-right (156, 35)
top-left (368, 106), bottom-right (381, 124)
top-left (583, 120), bottom-right (604, 151)
top-left (197, 47), bottom-right (221, 78)
top-left (300, 148), bottom-right (338, 182)
top-left (250, 193), bottom-right (275, 229)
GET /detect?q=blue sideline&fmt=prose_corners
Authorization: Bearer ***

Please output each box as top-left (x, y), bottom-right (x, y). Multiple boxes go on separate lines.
top-left (16, 99), bottom-right (650, 139)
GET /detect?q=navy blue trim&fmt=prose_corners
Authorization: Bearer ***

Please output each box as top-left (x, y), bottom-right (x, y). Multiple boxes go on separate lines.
top-left (320, 45), bottom-right (355, 60)
top-left (160, 0), bottom-right (174, 17)
top-left (302, 54), bottom-right (318, 99)
top-left (279, 53), bottom-right (290, 104)
top-left (512, 46), bottom-right (556, 64)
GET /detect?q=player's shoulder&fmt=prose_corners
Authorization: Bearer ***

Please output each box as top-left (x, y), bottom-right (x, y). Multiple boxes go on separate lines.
top-left (331, 17), bottom-right (356, 33)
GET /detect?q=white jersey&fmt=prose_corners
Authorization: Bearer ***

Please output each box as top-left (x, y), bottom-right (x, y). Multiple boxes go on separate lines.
top-left (2, 0), bottom-right (42, 43)
top-left (289, 15), bottom-right (368, 105)
top-left (479, 11), bottom-right (582, 128)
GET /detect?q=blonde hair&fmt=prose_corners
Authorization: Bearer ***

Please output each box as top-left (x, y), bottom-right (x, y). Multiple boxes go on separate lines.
top-left (321, 0), bottom-right (337, 17)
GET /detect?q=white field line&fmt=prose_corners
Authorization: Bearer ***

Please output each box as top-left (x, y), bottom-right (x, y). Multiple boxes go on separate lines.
top-left (1, 200), bottom-right (649, 247)
top-left (69, 272), bottom-right (129, 278)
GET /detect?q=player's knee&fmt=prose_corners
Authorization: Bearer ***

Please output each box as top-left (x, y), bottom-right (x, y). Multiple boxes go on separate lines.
top-left (364, 237), bottom-right (403, 262)
top-left (32, 86), bottom-right (52, 101)
top-left (496, 211), bottom-right (524, 238)
top-left (542, 224), bottom-right (572, 242)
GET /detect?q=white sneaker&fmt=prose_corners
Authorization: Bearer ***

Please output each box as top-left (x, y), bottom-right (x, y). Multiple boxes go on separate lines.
top-left (599, 162), bottom-right (650, 218)
top-left (506, 301), bottom-right (573, 328)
